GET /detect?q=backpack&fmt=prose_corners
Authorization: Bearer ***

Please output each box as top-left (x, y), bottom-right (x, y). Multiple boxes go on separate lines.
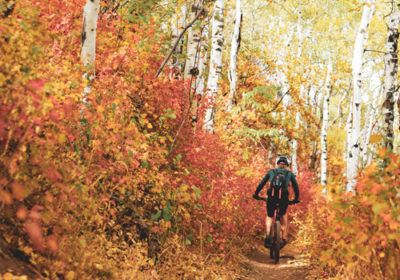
top-left (269, 169), bottom-right (288, 199)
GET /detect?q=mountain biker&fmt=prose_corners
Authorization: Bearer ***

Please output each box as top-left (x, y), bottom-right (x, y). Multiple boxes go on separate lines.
top-left (252, 156), bottom-right (300, 248)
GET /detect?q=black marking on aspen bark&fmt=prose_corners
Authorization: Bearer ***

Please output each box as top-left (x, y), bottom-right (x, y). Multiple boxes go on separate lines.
top-left (81, 18), bottom-right (87, 46)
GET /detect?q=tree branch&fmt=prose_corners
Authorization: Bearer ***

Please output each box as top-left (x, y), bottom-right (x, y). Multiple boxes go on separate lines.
top-left (266, 90), bottom-right (290, 114)
top-left (364, 49), bottom-right (391, 54)
top-left (155, 9), bottom-right (205, 78)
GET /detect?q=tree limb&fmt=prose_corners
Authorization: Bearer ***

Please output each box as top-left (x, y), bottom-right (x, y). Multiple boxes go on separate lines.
top-left (155, 8), bottom-right (205, 78)
top-left (266, 90), bottom-right (290, 114)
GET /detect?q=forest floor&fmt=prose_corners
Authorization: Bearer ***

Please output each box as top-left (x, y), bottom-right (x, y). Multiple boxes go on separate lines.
top-left (239, 240), bottom-right (313, 280)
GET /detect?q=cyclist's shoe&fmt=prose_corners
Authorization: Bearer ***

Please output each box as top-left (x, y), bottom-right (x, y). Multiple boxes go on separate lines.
top-left (264, 236), bottom-right (271, 248)
top-left (280, 239), bottom-right (287, 249)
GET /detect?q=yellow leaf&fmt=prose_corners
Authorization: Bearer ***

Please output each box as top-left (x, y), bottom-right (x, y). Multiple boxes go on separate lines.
top-left (66, 271), bottom-right (75, 280)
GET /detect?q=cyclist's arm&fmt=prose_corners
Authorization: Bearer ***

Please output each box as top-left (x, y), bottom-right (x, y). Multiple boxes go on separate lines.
top-left (253, 171), bottom-right (272, 197)
top-left (290, 172), bottom-right (300, 201)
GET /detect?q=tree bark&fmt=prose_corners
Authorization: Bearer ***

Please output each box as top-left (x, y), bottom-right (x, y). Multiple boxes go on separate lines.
top-left (155, 9), bottom-right (204, 79)
top-left (227, 0), bottom-right (242, 111)
top-left (320, 61), bottom-right (332, 186)
top-left (81, 0), bottom-right (100, 68)
top-left (81, 0), bottom-right (100, 99)
top-left (346, 0), bottom-right (375, 192)
top-left (169, 4), bottom-right (187, 77)
top-left (292, 7), bottom-right (305, 176)
top-left (191, 19), bottom-right (210, 124)
top-left (382, 10), bottom-right (400, 151)
top-left (203, 0), bottom-right (225, 133)
top-left (361, 102), bottom-right (375, 167)
top-left (184, 0), bottom-right (204, 82)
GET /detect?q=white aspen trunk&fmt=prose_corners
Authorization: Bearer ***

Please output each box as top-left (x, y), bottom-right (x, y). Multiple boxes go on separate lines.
top-left (382, 10), bottom-right (400, 150)
top-left (291, 85), bottom-right (303, 176)
top-left (346, 0), bottom-right (375, 193)
top-left (320, 61), bottom-right (332, 186)
top-left (361, 103), bottom-right (375, 167)
top-left (195, 22), bottom-right (209, 96)
top-left (170, 4), bottom-right (187, 76)
top-left (184, 0), bottom-right (204, 82)
top-left (332, 85), bottom-right (350, 126)
top-left (227, 0), bottom-right (242, 111)
top-left (81, 0), bottom-right (100, 98)
top-left (203, 0), bottom-right (225, 133)
top-left (292, 8), bottom-right (305, 176)
top-left (191, 20), bottom-right (210, 124)
top-left (345, 101), bottom-right (353, 174)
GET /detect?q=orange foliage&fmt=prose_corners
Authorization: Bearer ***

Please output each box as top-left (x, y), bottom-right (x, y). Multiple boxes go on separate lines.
top-left (299, 152), bottom-right (400, 279)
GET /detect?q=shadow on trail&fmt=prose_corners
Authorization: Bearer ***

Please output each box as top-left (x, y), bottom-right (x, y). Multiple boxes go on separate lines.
top-left (240, 240), bottom-right (310, 280)
top-left (247, 248), bottom-right (296, 265)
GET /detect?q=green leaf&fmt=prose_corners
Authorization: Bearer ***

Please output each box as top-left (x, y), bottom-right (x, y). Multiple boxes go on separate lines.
top-left (193, 186), bottom-right (201, 199)
top-left (151, 210), bottom-right (162, 220)
top-left (163, 207), bottom-right (172, 221)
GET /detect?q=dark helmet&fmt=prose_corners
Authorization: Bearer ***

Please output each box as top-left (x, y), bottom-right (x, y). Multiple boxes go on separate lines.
top-left (276, 156), bottom-right (289, 166)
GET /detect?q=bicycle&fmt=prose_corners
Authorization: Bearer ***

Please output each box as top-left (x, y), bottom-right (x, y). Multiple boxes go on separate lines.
top-left (257, 196), bottom-right (298, 264)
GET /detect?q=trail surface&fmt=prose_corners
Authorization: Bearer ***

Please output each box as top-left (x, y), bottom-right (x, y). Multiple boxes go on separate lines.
top-left (240, 240), bottom-right (311, 280)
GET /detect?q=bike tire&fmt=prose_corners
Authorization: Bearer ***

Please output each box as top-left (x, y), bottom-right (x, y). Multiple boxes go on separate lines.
top-left (274, 221), bottom-right (280, 264)
top-left (269, 230), bottom-right (274, 259)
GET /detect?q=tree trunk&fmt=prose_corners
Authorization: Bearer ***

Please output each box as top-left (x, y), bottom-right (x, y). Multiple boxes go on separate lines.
top-left (203, 0), bottom-right (225, 133)
top-left (345, 100), bottom-right (352, 174)
top-left (192, 19), bottom-right (210, 123)
top-left (81, 0), bottom-right (100, 68)
top-left (169, 4), bottom-right (187, 77)
top-left (227, 0), bottom-right (242, 111)
top-left (81, 0), bottom-right (100, 99)
top-left (382, 10), bottom-right (400, 151)
top-left (184, 0), bottom-right (204, 82)
top-left (361, 102), bottom-right (375, 167)
top-left (346, 0), bottom-right (375, 192)
top-left (320, 61), bottom-right (332, 186)
top-left (292, 7), bottom-right (305, 176)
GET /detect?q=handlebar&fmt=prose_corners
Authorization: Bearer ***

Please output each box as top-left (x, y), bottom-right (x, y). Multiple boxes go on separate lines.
top-left (253, 195), bottom-right (299, 205)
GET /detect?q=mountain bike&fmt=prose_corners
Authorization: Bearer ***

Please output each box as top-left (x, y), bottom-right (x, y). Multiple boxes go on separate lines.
top-left (257, 197), bottom-right (298, 264)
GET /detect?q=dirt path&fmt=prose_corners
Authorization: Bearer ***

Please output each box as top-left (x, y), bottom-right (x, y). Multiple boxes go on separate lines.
top-left (239, 240), bottom-right (310, 280)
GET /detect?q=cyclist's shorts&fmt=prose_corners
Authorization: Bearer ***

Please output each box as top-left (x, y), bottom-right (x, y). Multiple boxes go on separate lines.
top-left (266, 194), bottom-right (289, 218)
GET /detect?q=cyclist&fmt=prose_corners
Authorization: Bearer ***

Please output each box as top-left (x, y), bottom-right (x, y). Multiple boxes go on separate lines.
top-left (252, 156), bottom-right (300, 248)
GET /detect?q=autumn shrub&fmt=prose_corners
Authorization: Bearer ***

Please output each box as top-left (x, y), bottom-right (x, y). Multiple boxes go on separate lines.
top-left (298, 151), bottom-right (400, 279)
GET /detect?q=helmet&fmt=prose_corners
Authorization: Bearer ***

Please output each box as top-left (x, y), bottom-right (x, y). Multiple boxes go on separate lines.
top-left (276, 156), bottom-right (290, 166)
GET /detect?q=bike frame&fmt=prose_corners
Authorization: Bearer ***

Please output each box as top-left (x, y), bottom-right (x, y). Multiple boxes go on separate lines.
top-left (260, 194), bottom-right (282, 264)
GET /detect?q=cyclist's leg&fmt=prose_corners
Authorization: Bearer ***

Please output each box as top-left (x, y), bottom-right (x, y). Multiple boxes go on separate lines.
top-left (264, 198), bottom-right (275, 247)
top-left (279, 196), bottom-right (289, 243)
top-left (265, 216), bottom-right (273, 235)
top-left (266, 197), bottom-right (275, 235)
top-left (281, 213), bottom-right (288, 240)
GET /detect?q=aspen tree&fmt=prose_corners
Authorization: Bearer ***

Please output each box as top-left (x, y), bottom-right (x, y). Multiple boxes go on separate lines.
top-left (292, 6), bottom-right (305, 176)
top-left (227, 0), bottom-right (242, 111)
top-left (347, 0), bottom-right (375, 192)
top-left (184, 0), bottom-right (204, 82)
top-left (170, 3), bottom-right (187, 76)
top-left (320, 60), bottom-right (332, 185)
top-left (382, 9), bottom-right (400, 151)
top-left (361, 98), bottom-right (377, 167)
top-left (192, 19), bottom-right (210, 123)
top-left (81, 0), bottom-right (100, 99)
top-left (194, 21), bottom-right (210, 96)
top-left (203, 0), bottom-right (225, 132)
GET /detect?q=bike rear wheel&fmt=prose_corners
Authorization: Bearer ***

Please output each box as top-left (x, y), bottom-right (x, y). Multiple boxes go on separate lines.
top-left (274, 221), bottom-right (280, 263)
top-left (269, 230), bottom-right (274, 259)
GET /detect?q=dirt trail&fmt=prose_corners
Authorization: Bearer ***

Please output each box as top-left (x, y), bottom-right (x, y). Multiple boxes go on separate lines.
top-left (239, 240), bottom-right (310, 280)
